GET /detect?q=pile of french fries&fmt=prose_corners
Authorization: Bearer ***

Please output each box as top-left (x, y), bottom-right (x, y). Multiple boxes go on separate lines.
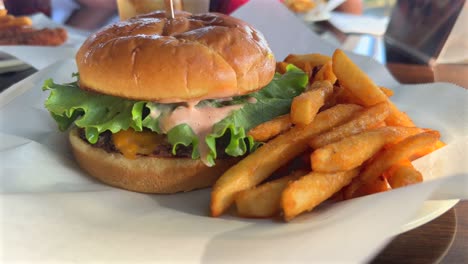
top-left (0, 9), bottom-right (32, 29)
top-left (210, 49), bottom-right (443, 221)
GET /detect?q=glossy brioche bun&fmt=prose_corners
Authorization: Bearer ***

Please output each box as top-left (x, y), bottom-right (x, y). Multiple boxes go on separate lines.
top-left (76, 11), bottom-right (276, 103)
top-left (69, 128), bottom-right (239, 193)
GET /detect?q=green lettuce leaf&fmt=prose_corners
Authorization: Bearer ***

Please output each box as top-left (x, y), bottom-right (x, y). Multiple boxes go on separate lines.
top-left (43, 65), bottom-right (308, 165)
top-left (201, 65), bottom-right (308, 165)
top-left (43, 78), bottom-right (145, 144)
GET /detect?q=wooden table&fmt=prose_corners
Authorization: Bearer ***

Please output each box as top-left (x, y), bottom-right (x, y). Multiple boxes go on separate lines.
top-left (371, 64), bottom-right (468, 264)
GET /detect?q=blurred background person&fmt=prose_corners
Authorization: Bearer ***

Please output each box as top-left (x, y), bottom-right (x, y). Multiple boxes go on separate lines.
top-left (64, 0), bottom-right (117, 30)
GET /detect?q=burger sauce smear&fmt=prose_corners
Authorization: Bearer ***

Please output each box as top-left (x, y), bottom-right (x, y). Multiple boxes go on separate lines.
top-left (159, 101), bottom-right (243, 166)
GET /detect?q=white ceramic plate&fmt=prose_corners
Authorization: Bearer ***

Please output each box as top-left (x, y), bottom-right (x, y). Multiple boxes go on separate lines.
top-left (400, 199), bottom-right (458, 233)
top-left (0, 59), bottom-right (465, 263)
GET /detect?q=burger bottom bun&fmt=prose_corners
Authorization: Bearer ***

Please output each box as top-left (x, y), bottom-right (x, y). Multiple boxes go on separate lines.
top-left (69, 128), bottom-right (238, 194)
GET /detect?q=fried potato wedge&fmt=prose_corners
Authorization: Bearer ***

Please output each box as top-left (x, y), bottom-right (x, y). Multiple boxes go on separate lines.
top-left (276, 61), bottom-right (289, 74)
top-left (385, 161), bottom-right (423, 189)
top-left (281, 168), bottom-right (360, 221)
top-left (349, 175), bottom-right (392, 198)
top-left (332, 49), bottom-right (414, 127)
top-left (309, 102), bottom-right (390, 149)
top-left (248, 114), bottom-right (292, 142)
top-left (335, 86), bottom-right (392, 105)
top-left (211, 104), bottom-right (363, 217)
top-left (344, 131), bottom-right (440, 199)
top-left (311, 126), bottom-right (425, 172)
top-left (291, 82), bottom-right (333, 126)
top-left (284, 53), bottom-right (332, 75)
top-left (380, 86), bottom-right (394, 97)
top-left (314, 61), bottom-right (337, 84)
top-left (333, 85), bottom-right (365, 105)
top-left (235, 170), bottom-right (308, 218)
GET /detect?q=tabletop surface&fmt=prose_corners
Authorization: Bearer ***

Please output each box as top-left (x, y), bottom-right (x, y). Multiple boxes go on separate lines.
top-left (372, 63), bottom-right (468, 264)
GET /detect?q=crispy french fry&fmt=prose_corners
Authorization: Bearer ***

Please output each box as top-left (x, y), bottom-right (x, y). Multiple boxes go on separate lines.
top-left (309, 81), bottom-right (336, 109)
top-left (312, 130), bottom-right (387, 173)
top-left (211, 104), bottom-right (363, 217)
top-left (308, 80), bottom-right (333, 90)
top-left (374, 121), bottom-right (387, 128)
top-left (284, 53), bottom-right (331, 76)
top-left (281, 168), bottom-right (360, 221)
top-left (276, 62), bottom-right (289, 74)
top-left (343, 131), bottom-right (440, 199)
top-left (380, 86), bottom-right (394, 97)
top-left (350, 175), bottom-right (392, 198)
top-left (380, 126), bottom-right (426, 144)
top-left (248, 114), bottom-right (292, 142)
top-left (337, 86), bottom-right (392, 105)
top-left (313, 61), bottom-right (337, 84)
top-left (235, 170), bottom-right (308, 218)
top-left (309, 102), bottom-right (390, 149)
top-left (383, 130), bottom-right (445, 155)
top-left (411, 138), bottom-right (446, 159)
top-left (290, 82), bottom-right (333, 126)
top-left (334, 86), bottom-right (365, 105)
top-left (384, 160), bottom-right (423, 189)
top-left (332, 49), bottom-right (414, 127)
top-left (311, 126), bottom-right (425, 173)
top-left (0, 9), bottom-right (8, 17)
top-left (284, 53), bottom-right (332, 68)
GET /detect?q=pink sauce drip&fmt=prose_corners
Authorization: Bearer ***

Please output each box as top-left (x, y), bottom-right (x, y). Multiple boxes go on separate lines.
top-left (159, 101), bottom-right (243, 166)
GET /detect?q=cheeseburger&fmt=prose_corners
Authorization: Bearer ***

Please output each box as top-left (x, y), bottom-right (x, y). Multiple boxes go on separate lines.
top-left (43, 11), bottom-right (308, 193)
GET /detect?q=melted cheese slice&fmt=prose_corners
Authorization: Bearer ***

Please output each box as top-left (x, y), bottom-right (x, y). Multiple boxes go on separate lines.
top-left (112, 129), bottom-right (165, 159)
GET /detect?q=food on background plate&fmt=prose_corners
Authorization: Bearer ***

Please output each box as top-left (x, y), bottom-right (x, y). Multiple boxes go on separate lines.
top-left (0, 9), bottom-right (67, 46)
top-left (42, 10), bottom-right (312, 194)
top-left (284, 0), bottom-right (317, 13)
top-left (211, 49), bottom-right (442, 221)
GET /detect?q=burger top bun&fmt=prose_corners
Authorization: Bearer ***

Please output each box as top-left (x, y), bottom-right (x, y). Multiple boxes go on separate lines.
top-left (76, 11), bottom-right (276, 103)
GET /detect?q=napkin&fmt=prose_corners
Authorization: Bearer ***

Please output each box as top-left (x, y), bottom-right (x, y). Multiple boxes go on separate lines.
top-left (0, 1), bottom-right (467, 263)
